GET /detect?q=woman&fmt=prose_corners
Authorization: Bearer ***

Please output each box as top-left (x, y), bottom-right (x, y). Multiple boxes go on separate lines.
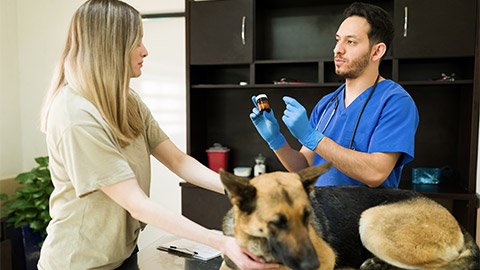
top-left (38, 1), bottom-right (278, 269)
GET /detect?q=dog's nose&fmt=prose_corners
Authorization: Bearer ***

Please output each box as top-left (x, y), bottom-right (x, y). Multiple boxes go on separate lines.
top-left (278, 247), bottom-right (320, 270)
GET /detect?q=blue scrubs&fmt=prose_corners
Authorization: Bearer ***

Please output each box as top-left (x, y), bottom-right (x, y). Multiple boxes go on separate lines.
top-left (310, 80), bottom-right (419, 187)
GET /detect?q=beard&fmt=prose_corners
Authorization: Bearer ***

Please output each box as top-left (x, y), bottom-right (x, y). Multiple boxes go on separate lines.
top-left (335, 51), bottom-right (370, 79)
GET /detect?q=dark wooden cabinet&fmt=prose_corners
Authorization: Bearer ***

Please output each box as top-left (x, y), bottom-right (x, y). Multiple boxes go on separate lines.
top-left (393, 0), bottom-right (476, 58)
top-left (183, 0), bottom-right (480, 237)
top-left (189, 0), bottom-right (253, 64)
top-left (181, 183), bottom-right (231, 230)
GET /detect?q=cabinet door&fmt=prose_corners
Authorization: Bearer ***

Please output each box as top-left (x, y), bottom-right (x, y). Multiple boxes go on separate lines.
top-left (394, 0), bottom-right (476, 58)
top-left (189, 0), bottom-right (253, 64)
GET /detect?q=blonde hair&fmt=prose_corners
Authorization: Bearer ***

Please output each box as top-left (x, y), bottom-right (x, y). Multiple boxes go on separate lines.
top-left (41, 0), bottom-right (144, 147)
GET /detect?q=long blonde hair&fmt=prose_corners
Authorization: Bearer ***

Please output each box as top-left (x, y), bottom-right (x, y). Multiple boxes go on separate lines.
top-left (41, 0), bottom-right (145, 147)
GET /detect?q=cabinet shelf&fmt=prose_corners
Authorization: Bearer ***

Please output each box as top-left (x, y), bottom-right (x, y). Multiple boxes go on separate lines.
top-left (190, 81), bottom-right (473, 89)
top-left (255, 59), bottom-right (324, 64)
top-left (400, 181), bottom-right (477, 201)
top-left (255, 56), bottom-right (395, 65)
top-left (191, 84), bottom-right (251, 89)
top-left (399, 80), bottom-right (474, 86)
top-left (190, 83), bottom-right (341, 89)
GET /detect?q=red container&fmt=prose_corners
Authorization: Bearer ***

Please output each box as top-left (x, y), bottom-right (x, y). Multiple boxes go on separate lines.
top-left (206, 144), bottom-right (230, 173)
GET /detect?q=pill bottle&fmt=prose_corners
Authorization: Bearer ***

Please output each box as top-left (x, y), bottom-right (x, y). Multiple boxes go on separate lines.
top-left (255, 94), bottom-right (271, 114)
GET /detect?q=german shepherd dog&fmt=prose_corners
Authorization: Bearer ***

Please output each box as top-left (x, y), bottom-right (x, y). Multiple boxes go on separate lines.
top-left (219, 163), bottom-right (479, 270)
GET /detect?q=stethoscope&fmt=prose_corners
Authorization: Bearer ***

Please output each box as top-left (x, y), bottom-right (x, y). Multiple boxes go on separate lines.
top-left (315, 75), bottom-right (380, 150)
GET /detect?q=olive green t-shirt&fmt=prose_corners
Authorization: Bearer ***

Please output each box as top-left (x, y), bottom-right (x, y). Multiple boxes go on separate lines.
top-left (38, 86), bottom-right (168, 269)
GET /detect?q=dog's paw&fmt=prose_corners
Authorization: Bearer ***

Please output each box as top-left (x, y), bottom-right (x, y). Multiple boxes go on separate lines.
top-left (360, 257), bottom-right (390, 270)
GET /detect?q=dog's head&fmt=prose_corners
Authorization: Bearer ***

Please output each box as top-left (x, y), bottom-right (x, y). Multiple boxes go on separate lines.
top-left (220, 163), bottom-right (332, 270)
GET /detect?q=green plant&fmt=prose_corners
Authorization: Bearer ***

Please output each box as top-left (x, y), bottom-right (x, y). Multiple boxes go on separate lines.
top-left (0, 156), bottom-right (52, 238)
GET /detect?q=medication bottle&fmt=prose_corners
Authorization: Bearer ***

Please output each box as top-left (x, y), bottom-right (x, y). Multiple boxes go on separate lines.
top-left (255, 94), bottom-right (271, 114)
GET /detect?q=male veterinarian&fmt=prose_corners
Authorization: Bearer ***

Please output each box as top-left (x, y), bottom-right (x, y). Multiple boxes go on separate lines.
top-left (250, 2), bottom-right (419, 188)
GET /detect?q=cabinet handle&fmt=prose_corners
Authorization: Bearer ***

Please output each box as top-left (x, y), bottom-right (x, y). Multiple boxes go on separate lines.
top-left (241, 16), bottom-right (246, 45)
top-left (403, 6), bottom-right (408, 37)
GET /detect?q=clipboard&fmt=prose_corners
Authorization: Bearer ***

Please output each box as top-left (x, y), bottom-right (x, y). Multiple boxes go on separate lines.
top-left (156, 238), bottom-right (221, 261)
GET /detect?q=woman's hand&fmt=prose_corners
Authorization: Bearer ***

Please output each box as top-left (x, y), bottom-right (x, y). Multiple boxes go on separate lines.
top-left (222, 236), bottom-right (279, 270)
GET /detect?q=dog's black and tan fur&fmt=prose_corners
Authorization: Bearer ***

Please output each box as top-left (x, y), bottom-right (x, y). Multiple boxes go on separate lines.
top-left (219, 163), bottom-right (479, 270)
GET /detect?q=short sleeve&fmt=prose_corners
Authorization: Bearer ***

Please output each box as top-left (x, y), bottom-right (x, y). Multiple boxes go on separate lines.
top-left (369, 94), bottom-right (419, 167)
top-left (57, 124), bottom-right (135, 197)
top-left (132, 92), bottom-right (169, 152)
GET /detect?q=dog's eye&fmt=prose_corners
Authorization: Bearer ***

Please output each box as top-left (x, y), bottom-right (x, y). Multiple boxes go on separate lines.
top-left (303, 207), bottom-right (310, 226)
top-left (268, 214), bottom-right (288, 230)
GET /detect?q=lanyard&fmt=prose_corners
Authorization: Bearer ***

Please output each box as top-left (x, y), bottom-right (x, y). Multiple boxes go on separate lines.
top-left (316, 75), bottom-right (380, 150)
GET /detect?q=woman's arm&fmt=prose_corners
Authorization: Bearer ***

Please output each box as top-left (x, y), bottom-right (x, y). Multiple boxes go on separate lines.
top-left (151, 139), bottom-right (224, 194)
top-left (101, 179), bottom-right (277, 270)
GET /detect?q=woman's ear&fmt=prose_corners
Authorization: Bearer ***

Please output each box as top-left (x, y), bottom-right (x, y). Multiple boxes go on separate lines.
top-left (371, 42), bottom-right (387, 62)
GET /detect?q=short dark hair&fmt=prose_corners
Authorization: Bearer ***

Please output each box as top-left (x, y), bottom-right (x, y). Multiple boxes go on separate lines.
top-left (344, 2), bottom-right (394, 50)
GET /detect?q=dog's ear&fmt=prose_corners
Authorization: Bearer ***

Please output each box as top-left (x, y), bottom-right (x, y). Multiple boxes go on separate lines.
top-left (219, 169), bottom-right (257, 215)
top-left (297, 162), bottom-right (333, 193)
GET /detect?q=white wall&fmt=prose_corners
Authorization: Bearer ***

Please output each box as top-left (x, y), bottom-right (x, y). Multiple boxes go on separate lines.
top-left (0, 0), bottom-right (22, 177)
top-left (1, 0), bottom-right (86, 178)
top-left (126, 0), bottom-right (184, 14)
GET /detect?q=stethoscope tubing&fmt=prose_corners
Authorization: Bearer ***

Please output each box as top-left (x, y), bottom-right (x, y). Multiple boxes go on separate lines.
top-left (315, 87), bottom-right (342, 131)
top-left (315, 75), bottom-right (380, 150)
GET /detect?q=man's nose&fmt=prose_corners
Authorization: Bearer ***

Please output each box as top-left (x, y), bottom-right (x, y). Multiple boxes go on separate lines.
top-left (333, 42), bottom-right (344, 56)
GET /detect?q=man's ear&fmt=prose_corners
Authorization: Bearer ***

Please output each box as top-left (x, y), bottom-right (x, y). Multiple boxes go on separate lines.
top-left (371, 42), bottom-right (387, 62)
top-left (219, 169), bottom-right (257, 215)
top-left (297, 162), bottom-right (333, 193)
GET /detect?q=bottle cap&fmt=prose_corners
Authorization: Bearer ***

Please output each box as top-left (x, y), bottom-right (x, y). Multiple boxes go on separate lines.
top-left (255, 154), bottom-right (266, 163)
top-left (256, 94), bottom-right (268, 102)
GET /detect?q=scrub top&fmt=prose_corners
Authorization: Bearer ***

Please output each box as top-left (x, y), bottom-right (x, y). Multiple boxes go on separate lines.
top-left (310, 79), bottom-right (419, 187)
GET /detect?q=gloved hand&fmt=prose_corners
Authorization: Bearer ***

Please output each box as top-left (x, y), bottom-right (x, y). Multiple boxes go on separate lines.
top-left (249, 96), bottom-right (286, 150)
top-left (282, 96), bottom-right (324, 151)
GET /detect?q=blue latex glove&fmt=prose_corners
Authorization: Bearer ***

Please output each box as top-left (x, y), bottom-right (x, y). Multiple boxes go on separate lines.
top-left (249, 96), bottom-right (286, 150)
top-left (282, 96), bottom-right (325, 150)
